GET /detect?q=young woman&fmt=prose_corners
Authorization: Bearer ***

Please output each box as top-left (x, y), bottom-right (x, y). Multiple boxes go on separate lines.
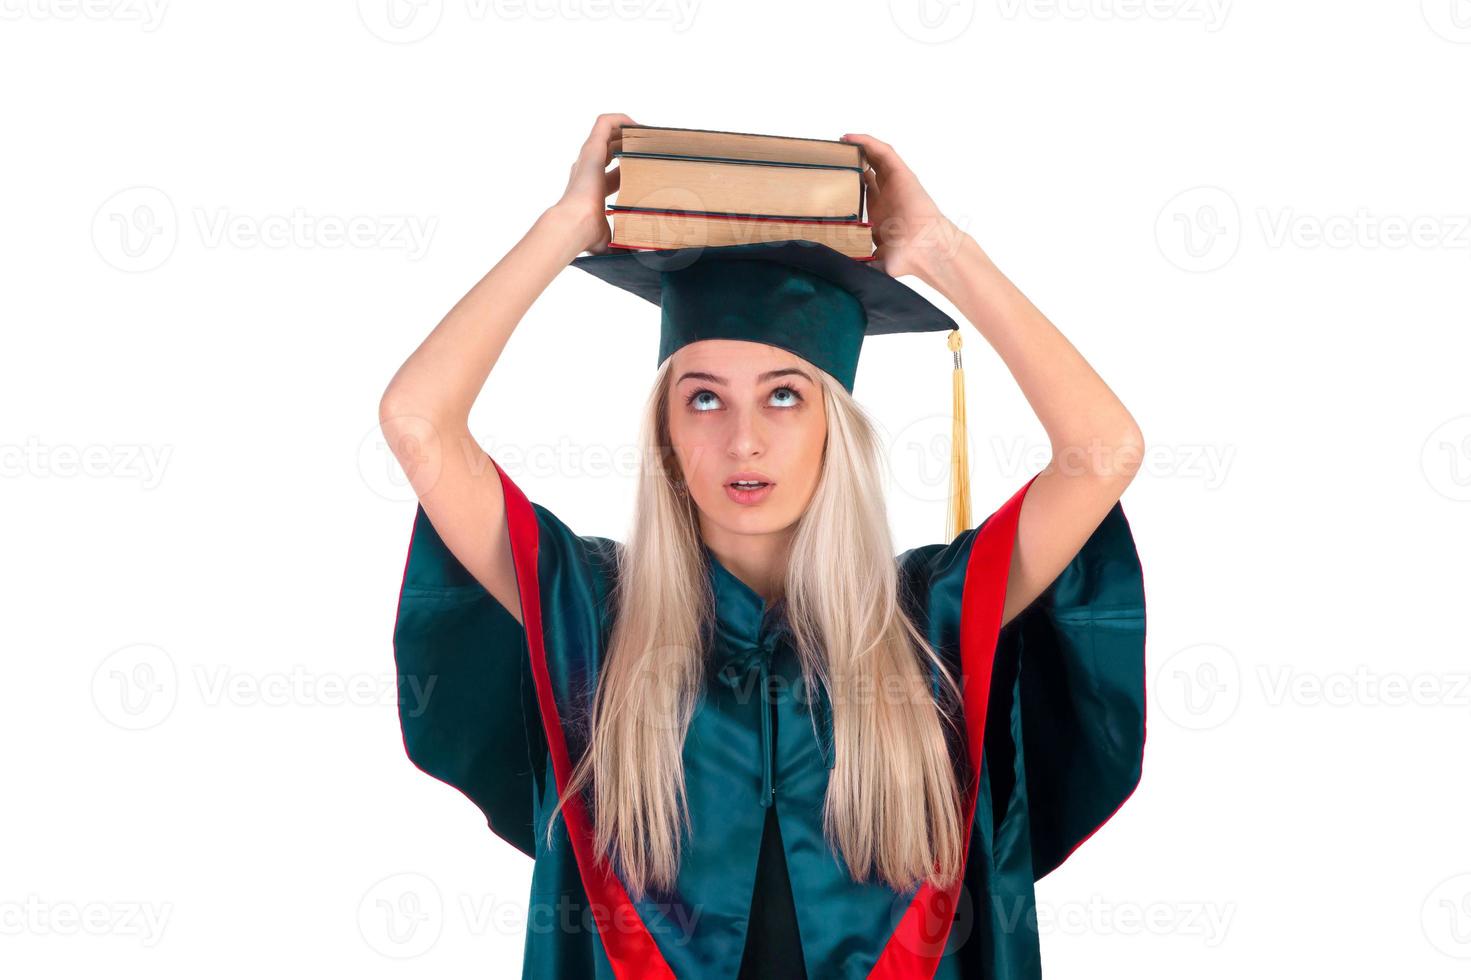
top-left (381, 113), bottom-right (1147, 979)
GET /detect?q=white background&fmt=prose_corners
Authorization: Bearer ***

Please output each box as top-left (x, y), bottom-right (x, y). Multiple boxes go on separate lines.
top-left (3, 1), bottom-right (1469, 976)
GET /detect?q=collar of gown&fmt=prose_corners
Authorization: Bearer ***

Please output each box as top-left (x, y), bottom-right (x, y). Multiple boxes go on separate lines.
top-left (701, 544), bottom-right (790, 676)
top-left (700, 545), bottom-right (835, 799)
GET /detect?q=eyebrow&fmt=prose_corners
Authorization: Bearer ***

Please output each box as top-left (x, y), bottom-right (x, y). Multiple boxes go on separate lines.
top-left (676, 367), bottom-right (814, 386)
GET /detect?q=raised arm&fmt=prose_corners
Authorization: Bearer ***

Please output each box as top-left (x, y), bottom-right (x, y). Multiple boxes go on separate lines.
top-left (843, 133), bottom-right (1146, 629)
top-left (379, 113), bottom-right (636, 625)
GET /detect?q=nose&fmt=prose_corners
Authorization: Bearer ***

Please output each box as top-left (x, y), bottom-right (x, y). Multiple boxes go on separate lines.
top-left (727, 405), bottom-right (766, 460)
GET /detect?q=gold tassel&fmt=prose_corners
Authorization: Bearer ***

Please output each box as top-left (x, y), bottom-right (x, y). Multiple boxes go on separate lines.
top-left (946, 328), bottom-right (972, 541)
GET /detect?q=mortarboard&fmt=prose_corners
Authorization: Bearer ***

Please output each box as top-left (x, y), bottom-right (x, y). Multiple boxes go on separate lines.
top-left (569, 239), bottom-right (975, 537)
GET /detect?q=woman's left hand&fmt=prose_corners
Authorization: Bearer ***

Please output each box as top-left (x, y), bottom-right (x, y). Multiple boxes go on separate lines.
top-left (840, 133), bottom-right (966, 281)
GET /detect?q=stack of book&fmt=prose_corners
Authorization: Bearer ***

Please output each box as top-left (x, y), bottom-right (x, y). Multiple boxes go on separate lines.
top-left (606, 125), bottom-right (874, 259)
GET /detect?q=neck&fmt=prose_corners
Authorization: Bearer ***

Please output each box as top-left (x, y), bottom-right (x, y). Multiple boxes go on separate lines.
top-left (699, 523), bottom-right (791, 603)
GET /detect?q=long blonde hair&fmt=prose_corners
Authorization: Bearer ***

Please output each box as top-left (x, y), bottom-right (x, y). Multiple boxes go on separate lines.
top-left (549, 356), bottom-right (966, 899)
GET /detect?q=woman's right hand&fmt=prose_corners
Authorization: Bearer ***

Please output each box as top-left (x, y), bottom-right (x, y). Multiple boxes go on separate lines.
top-left (553, 112), bottom-right (638, 255)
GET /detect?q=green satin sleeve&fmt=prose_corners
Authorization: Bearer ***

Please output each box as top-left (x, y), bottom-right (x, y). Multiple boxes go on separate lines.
top-left (995, 498), bottom-right (1147, 880)
top-left (391, 504), bottom-right (548, 856)
top-left (899, 492), bottom-right (1146, 883)
top-left (392, 497), bottom-right (623, 860)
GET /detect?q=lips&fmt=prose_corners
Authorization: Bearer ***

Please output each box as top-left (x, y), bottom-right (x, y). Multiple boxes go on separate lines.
top-left (724, 471), bottom-right (775, 506)
top-left (726, 471), bottom-right (774, 490)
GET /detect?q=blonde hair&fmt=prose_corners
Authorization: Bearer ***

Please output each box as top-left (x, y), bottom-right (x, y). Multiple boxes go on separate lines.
top-left (549, 356), bottom-right (965, 899)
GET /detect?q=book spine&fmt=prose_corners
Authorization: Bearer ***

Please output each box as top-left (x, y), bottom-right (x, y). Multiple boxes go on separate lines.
top-left (621, 123), bottom-right (864, 152)
top-left (607, 242), bottom-right (877, 261)
top-left (607, 207), bottom-right (871, 227)
top-left (608, 205), bottom-right (861, 222)
top-left (615, 151), bottom-right (863, 173)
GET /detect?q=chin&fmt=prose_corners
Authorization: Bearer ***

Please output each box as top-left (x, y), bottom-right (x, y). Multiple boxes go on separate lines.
top-left (697, 491), bottom-right (783, 529)
top-left (724, 507), bottom-right (800, 537)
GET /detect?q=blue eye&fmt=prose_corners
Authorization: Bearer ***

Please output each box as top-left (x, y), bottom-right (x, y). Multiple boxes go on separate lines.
top-left (687, 389), bottom-right (721, 412)
top-left (770, 386), bottom-right (802, 408)
top-left (684, 385), bottom-right (803, 412)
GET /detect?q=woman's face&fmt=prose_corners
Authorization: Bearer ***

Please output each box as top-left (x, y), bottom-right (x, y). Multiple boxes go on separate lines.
top-left (667, 339), bottom-right (828, 538)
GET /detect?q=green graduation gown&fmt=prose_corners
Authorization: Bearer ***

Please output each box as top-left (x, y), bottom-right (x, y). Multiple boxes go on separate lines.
top-left (391, 461), bottom-right (1146, 978)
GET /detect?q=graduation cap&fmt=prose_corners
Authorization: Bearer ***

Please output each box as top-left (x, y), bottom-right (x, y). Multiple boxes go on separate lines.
top-left (569, 239), bottom-right (974, 537)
